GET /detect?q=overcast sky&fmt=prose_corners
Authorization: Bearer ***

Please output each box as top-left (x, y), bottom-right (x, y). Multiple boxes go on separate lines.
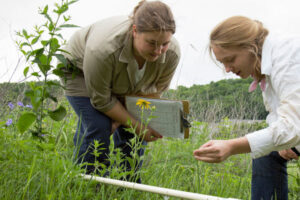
top-left (1, 0), bottom-right (300, 89)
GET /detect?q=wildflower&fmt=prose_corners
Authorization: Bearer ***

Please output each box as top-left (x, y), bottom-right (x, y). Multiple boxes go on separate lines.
top-left (25, 104), bottom-right (33, 109)
top-left (8, 102), bottom-right (14, 110)
top-left (6, 119), bottom-right (13, 126)
top-left (17, 101), bottom-right (24, 107)
top-left (136, 99), bottom-right (151, 110)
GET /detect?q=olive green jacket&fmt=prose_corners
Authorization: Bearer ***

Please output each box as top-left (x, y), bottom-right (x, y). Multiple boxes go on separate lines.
top-left (62, 15), bottom-right (180, 112)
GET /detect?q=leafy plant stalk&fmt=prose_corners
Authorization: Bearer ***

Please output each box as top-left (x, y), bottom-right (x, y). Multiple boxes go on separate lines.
top-left (15, 0), bottom-right (79, 138)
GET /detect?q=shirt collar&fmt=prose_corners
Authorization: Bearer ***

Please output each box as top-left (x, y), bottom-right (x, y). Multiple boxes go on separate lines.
top-left (261, 34), bottom-right (274, 76)
top-left (119, 32), bottom-right (134, 63)
top-left (119, 33), bottom-right (166, 64)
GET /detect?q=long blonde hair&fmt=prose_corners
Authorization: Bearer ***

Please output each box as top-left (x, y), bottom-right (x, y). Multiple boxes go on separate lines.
top-left (209, 16), bottom-right (269, 81)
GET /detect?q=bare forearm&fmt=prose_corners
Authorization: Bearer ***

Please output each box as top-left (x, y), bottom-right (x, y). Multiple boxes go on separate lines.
top-left (193, 136), bottom-right (251, 163)
top-left (104, 100), bottom-right (138, 128)
top-left (228, 136), bottom-right (251, 155)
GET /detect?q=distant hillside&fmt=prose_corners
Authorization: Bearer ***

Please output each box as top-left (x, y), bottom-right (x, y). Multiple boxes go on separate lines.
top-left (0, 81), bottom-right (64, 107)
top-left (163, 78), bottom-right (267, 121)
top-left (1, 78), bottom-right (267, 121)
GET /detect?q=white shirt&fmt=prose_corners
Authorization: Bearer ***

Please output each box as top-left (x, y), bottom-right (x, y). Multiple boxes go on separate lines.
top-left (246, 33), bottom-right (300, 159)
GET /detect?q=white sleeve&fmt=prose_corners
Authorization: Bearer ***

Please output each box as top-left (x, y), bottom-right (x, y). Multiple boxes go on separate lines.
top-left (247, 61), bottom-right (300, 158)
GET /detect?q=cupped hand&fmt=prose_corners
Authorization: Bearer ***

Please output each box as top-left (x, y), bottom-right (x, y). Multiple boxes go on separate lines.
top-left (139, 127), bottom-right (163, 142)
top-left (279, 149), bottom-right (299, 161)
top-left (193, 140), bottom-right (233, 163)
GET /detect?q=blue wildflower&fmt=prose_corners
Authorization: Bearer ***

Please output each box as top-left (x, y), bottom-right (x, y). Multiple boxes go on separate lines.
top-left (17, 101), bottom-right (24, 107)
top-left (25, 104), bottom-right (33, 109)
top-left (6, 119), bottom-right (13, 126)
top-left (8, 102), bottom-right (14, 110)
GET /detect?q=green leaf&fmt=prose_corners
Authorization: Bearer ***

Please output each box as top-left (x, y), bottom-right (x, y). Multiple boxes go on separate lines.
top-left (56, 63), bottom-right (65, 69)
top-left (54, 54), bottom-right (67, 66)
top-left (46, 80), bottom-right (62, 87)
top-left (42, 5), bottom-right (48, 14)
top-left (26, 51), bottom-right (34, 61)
top-left (23, 66), bottom-right (29, 77)
top-left (38, 64), bottom-right (51, 75)
top-left (59, 24), bottom-right (80, 28)
top-left (21, 50), bottom-right (27, 56)
top-left (68, 0), bottom-right (79, 6)
top-left (48, 105), bottom-right (67, 121)
top-left (55, 28), bottom-right (62, 32)
top-left (22, 29), bottom-right (29, 39)
top-left (52, 69), bottom-right (64, 77)
top-left (63, 15), bottom-right (70, 22)
top-left (32, 57), bottom-right (41, 65)
top-left (56, 48), bottom-right (70, 54)
top-left (20, 42), bottom-right (30, 48)
top-left (30, 90), bottom-right (42, 110)
top-left (25, 90), bottom-right (34, 99)
top-left (31, 36), bottom-right (40, 45)
top-left (43, 90), bottom-right (57, 102)
top-left (31, 72), bottom-right (41, 77)
top-left (50, 38), bottom-right (60, 52)
top-left (39, 54), bottom-right (48, 65)
top-left (41, 40), bottom-right (49, 46)
top-left (43, 13), bottom-right (53, 24)
top-left (55, 33), bottom-right (64, 40)
top-left (55, 4), bottom-right (68, 14)
top-left (49, 23), bottom-right (54, 32)
top-left (17, 112), bottom-right (37, 134)
top-left (33, 48), bottom-right (44, 57)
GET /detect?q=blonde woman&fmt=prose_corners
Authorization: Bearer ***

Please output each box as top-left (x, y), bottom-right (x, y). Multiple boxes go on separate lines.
top-left (194, 16), bottom-right (300, 200)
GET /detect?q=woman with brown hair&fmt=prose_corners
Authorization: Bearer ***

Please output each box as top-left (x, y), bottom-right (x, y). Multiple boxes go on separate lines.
top-left (62, 0), bottom-right (180, 182)
top-left (194, 16), bottom-right (300, 199)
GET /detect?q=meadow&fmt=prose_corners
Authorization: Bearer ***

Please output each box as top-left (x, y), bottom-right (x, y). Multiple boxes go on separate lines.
top-left (1, 1), bottom-right (299, 199)
top-left (1, 98), bottom-right (299, 200)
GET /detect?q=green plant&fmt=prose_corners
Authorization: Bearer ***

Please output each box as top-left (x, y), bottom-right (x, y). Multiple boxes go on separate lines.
top-left (15, 0), bottom-right (79, 138)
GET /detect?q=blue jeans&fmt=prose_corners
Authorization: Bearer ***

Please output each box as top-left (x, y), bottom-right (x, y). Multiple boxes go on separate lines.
top-left (252, 151), bottom-right (288, 200)
top-left (66, 96), bottom-right (147, 181)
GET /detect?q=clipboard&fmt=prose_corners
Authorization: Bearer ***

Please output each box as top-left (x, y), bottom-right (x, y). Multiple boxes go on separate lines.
top-left (124, 96), bottom-right (190, 139)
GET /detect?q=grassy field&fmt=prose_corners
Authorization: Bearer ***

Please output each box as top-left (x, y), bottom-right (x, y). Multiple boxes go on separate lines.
top-left (0, 101), bottom-right (299, 200)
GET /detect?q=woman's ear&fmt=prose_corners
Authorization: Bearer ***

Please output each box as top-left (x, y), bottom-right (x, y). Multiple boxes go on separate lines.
top-left (132, 24), bottom-right (137, 37)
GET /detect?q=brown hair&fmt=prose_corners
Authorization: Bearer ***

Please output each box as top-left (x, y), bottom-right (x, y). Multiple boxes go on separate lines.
top-left (130, 0), bottom-right (176, 34)
top-left (209, 16), bottom-right (269, 81)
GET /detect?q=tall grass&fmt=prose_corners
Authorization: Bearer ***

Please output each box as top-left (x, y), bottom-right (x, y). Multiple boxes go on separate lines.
top-left (0, 100), bottom-right (299, 199)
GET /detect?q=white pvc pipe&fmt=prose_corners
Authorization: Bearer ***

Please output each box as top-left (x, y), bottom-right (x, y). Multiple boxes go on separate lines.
top-left (81, 174), bottom-right (239, 200)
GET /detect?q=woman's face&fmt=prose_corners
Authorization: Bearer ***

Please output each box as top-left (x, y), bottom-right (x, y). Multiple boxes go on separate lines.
top-left (212, 45), bottom-right (256, 79)
top-left (133, 27), bottom-right (172, 62)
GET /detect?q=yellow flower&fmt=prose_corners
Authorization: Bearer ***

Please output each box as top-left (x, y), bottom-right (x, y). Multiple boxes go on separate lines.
top-left (136, 99), bottom-right (151, 110)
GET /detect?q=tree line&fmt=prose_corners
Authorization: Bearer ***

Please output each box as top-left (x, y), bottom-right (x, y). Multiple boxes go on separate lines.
top-left (163, 78), bottom-right (267, 121)
top-left (1, 78), bottom-right (267, 121)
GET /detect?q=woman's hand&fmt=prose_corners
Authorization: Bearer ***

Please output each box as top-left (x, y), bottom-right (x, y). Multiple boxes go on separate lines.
top-left (279, 149), bottom-right (299, 161)
top-left (138, 126), bottom-right (163, 142)
top-left (111, 121), bottom-right (121, 135)
top-left (193, 137), bottom-right (251, 163)
top-left (105, 101), bottom-right (163, 142)
top-left (193, 140), bottom-right (233, 163)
